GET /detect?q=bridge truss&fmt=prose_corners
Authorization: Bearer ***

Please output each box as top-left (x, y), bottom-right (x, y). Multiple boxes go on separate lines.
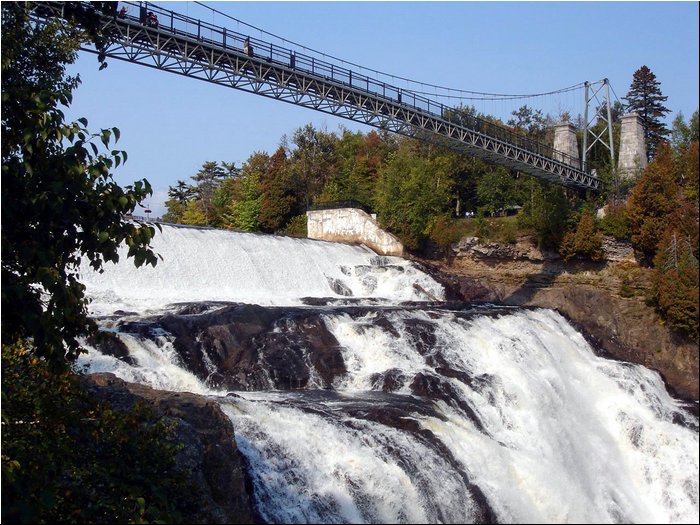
top-left (33, 1), bottom-right (600, 192)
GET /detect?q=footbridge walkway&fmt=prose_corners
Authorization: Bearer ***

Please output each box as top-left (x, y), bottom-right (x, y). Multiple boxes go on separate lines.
top-left (32, 1), bottom-right (600, 191)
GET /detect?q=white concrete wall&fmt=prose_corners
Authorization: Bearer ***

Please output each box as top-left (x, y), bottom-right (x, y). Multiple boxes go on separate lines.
top-left (307, 208), bottom-right (404, 256)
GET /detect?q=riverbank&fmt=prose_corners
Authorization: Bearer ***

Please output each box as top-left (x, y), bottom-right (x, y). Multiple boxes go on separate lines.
top-left (414, 235), bottom-right (699, 403)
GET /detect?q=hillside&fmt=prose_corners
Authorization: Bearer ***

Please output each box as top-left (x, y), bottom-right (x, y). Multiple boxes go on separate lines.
top-left (416, 231), bottom-right (699, 402)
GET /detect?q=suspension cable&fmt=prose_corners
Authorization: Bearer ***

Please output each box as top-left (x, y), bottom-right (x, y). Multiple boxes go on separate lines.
top-left (192, 1), bottom-right (587, 101)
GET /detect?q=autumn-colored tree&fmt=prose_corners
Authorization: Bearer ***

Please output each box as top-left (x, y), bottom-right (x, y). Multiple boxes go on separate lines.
top-left (651, 200), bottom-right (699, 341)
top-left (559, 211), bottom-right (604, 262)
top-left (677, 140), bottom-right (699, 205)
top-left (259, 147), bottom-right (300, 232)
top-left (623, 65), bottom-right (671, 160)
top-left (626, 143), bottom-right (681, 261)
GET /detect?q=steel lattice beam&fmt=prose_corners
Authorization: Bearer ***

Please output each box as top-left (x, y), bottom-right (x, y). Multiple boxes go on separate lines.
top-left (33, 4), bottom-right (599, 191)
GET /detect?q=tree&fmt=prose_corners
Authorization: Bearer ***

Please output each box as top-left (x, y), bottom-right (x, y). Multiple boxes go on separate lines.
top-left (559, 211), bottom-right (604, 262)
top-left (670, 110), bottom-right (699, 152)
top-left (289, 124), bottom-right (338, 208)
top-left (626, 143), bottom-right (681, 262)
top-left (518, 180), bottom-right (571, 250)
top-left (1, 2), bottom-right (159, 365)
top-left (162, 179), bottom-right (193, 223)
top-left (259, 147), bottom-right (300, 232)
top-left (623, 65), bottom-right (671, 160)
top-left (507, 105), bottom-right (547, 141)
top-left (373, 145), bottom-right (453, 250)
top-left (223, 152), bottom-right (267, 231)
top-left (651, 201), bottom-right (699, 341)
top-left (190, 161), bottom-right (228, 225)
top-left (476, 168), bottom-right (525, 217)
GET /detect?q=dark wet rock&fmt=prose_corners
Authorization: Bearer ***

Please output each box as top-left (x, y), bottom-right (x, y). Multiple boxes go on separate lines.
top-left (402, 318), bottom-right (438, 357)
top-left (409, 372), bottom-right (487, 435)
top-left (326, 276), bottom-right (353, 296)
top-left (87, 331), bottom-right (136, 366)
top-left (369, 367), bottom-right (408, 392)
top-left (110, 304), bottom-right (349, 392)
top-left (86, 373), bottom-right (257, 524)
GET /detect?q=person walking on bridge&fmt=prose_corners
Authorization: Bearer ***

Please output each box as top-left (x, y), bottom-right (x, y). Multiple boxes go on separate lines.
top-left (244, 37), bottom-right (254, 57)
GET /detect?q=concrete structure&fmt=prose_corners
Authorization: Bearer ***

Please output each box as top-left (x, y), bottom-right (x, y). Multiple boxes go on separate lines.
top-left (552, 122), bottom-right (581, 169)
top-left (307, 208), bottom-right (404, 256)
top-left (617, 112), bottom-right (647, 180)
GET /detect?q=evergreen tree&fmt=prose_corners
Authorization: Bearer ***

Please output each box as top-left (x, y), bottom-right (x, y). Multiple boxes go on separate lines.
top-left (651, 200), bottom-right (699, 341)
top-left (626, 143), bottom-right (682, 261)
top-left (559, 211), bottom-right (604, 262)
top-left (623, 65), bottom-right (671, 160)
top-left (162, 179), bottom-right (193, 223)
top-left (259, 147), bottom-right (300, 232)
top-left (191, 161), bottom-right (227, 225)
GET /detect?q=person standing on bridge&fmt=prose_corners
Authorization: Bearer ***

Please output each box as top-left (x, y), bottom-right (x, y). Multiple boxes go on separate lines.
top-left (244, 37), bottom-right (254, 57)
top-left (146, 11), bottom-right (159, 28)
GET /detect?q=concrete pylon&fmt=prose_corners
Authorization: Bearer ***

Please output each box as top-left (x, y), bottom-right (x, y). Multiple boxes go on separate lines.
top-left (553, 122), bottom-right (581, 169)
top-left (618, 112), bottom-right (647, 179)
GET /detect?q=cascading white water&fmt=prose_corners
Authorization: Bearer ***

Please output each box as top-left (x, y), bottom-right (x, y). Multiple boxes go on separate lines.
top-left (79, 227), bottom-right (699, 524)
top-left (79, 223), bottom-right (444, 315)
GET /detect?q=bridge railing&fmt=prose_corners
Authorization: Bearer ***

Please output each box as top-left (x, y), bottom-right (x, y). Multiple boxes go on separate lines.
top-left (59, 1), bottom-right (587, 173)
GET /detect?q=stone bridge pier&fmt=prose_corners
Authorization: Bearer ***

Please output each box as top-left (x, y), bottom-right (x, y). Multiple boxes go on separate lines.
top-left (553, 122), bottom-right (581, 169)
top-left (617, 112), bottom-right (647, 180)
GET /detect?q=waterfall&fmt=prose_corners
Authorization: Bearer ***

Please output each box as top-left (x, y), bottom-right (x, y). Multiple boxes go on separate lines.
top-left (79, 224), bottom-right (444, 315)
top-left (79, 226), bottom-right (699, 524)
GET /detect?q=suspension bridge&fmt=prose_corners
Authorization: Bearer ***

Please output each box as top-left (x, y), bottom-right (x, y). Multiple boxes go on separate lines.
top-left (33, 1), bottom-right (606, 191)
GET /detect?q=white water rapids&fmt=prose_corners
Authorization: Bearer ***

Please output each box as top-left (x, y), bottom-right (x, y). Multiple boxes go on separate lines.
top-left (79, 224), bottom-right (699, 524)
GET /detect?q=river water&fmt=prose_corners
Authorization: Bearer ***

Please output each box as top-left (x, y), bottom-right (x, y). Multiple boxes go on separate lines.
top-left (79, 224), bottom-right (699, 524)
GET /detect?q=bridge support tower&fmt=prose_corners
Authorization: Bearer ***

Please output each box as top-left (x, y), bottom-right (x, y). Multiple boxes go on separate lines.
top-left (553, 122), bottom-right (581, 169)
top-left (617, 112), bottom-right (647, 180)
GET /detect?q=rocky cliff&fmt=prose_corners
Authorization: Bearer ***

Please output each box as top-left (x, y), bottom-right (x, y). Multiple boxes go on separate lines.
top-left (417, 235), bottom-right (699, 402)
top-left (86, 373), bottom-right (258, 524)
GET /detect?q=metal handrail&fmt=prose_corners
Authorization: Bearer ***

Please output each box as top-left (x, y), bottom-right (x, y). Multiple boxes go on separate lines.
top-left (51, 1), bottom-right (590, 174)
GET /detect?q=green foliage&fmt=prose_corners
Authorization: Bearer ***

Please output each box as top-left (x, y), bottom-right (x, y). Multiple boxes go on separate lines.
top-left (507, 104), bottom-right (547, 141)
top-left (282, 214), bottom-right (308, 238)
top-left (474, 212), bottom-right (490, 239)
top-left (290, 124), bottom-right (339, 208)
top-left (475, 168), bottom-right (525, 217)
top-left (623, 65), bottom-right (671, 160)
top-left (518, 181), bottom-right (570, 250)
top-left (559, 211), bottom-right (604, 262)
top-left (670, 110), bottom-right (699, 153)
top-left (598, 203), bottom-right (630, 240)
top-left (1, 2), bottom-right (159, 365)
top-left (427, 215), bottom-right (466, 248)
top-left (2, 341), bottom-right (194, 523)
top-left (373, 146), bottom-right (453, 250)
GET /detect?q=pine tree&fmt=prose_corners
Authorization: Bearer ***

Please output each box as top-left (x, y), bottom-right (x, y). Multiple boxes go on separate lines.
top-left (191, 161), bottom-right (227, 225)
top-left (623, 65), bottom-right (671, 160)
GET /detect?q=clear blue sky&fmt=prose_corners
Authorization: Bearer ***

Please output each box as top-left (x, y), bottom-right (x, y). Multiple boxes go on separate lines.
top-left (64, 1), bottom-right (700, 217)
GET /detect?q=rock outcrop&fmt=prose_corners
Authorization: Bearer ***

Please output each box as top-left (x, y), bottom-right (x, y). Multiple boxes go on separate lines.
top-left (86, 373), bottom-right (258, 524)
top-left (420, 236), bottom-right (699, 402)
